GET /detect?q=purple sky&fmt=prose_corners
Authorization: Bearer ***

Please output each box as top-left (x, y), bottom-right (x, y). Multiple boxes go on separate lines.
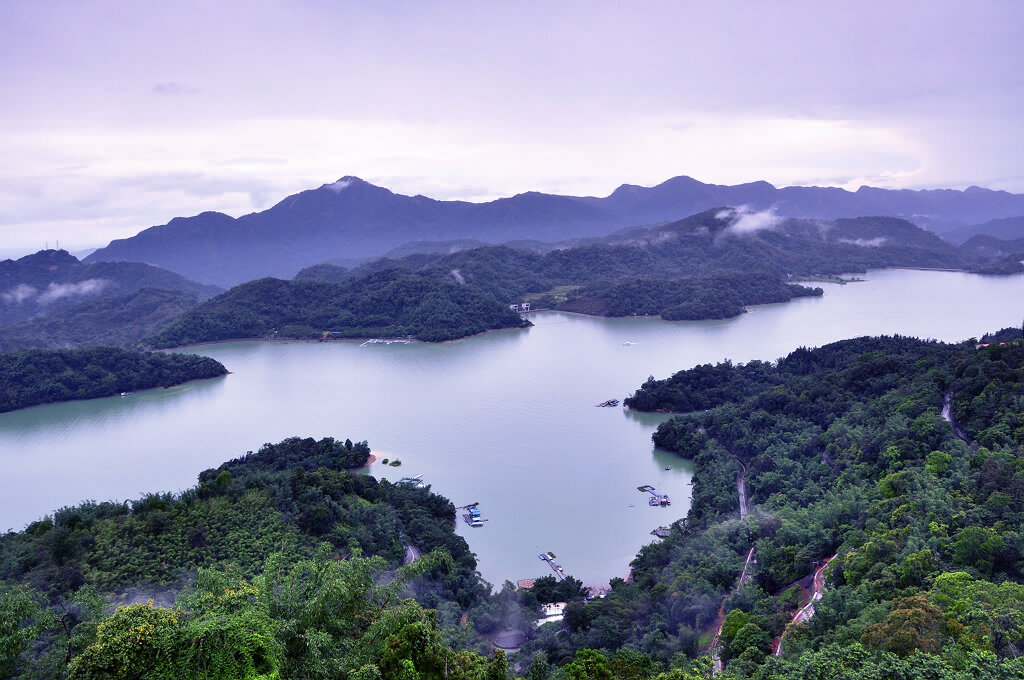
top-left (2, 1), bottom-right (1023, 254)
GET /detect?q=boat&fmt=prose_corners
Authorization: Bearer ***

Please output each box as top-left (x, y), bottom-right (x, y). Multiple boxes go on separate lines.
top-left (596, 399), bottom-right (620, 407)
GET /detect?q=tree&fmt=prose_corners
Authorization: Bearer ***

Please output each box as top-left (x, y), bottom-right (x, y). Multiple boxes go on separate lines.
top-left (563, 649), bottom-right (614, 680)
top-left (67, 603), bottom-right (181, 680)
top-left (0, 585), bottom-right (45, 678)
top-left (860, 596), bottom-right (951, 657)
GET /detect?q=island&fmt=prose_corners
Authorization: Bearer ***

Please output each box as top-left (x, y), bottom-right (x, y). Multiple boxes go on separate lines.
top-left (0, 347), bottom-right (228, 413)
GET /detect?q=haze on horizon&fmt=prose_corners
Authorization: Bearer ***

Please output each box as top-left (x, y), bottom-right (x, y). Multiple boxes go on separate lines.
top-left (1, 1), bottom-right (1022, 256)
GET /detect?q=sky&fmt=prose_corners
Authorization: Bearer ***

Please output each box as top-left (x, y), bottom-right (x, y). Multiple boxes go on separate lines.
top-left (1, 1), bottom-right (1023, 256)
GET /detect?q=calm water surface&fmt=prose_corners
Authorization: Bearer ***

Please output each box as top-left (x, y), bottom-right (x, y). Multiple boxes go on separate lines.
top-left (1, 269), bottom-right (1022, 586)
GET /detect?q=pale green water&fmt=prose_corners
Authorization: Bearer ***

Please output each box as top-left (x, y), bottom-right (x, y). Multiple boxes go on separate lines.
top-left (1, 269), bottom-right (1022, 586)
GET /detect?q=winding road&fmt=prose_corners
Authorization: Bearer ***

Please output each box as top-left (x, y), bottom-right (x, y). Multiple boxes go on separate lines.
top-left (403, 542), bottom-right (421, 565)
top-left (772, 554), bottom-right (837, 657)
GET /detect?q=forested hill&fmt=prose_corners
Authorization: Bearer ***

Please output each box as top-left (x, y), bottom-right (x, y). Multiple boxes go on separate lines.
top-left (297, 244), bottom-right (824, 322)
top-left (0, 250), bottom-right (222, 351)
top-left (0, 288), bottom-right (203, 351)
top-left (518, 330), bottom-right (1024, 677)
top-left (320, 210), bottom-right (972, 285)
top-left (596, 211), bottom-right (970, 272)
top-left (0, 249), bottom-right (220, 326)
top-left (0, 347), bottom-right (227, 413)
top-left (149, 269), bottom-right (531, 347)
top-left (0, 436), bottom-right (506, 679)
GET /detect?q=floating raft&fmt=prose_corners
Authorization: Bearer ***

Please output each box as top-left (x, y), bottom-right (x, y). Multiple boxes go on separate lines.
top-left (463, 505), bottom-right (485, 527)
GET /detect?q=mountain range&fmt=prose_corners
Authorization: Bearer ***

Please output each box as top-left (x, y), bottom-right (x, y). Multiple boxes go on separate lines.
top-left (84, 176), bottom-right (1024, 287)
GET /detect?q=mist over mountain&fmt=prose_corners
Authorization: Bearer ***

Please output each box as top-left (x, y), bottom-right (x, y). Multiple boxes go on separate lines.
top-left (0, 250), bottom-right (222, 349)
top-left (84, 176), bottom-right (1024, 287)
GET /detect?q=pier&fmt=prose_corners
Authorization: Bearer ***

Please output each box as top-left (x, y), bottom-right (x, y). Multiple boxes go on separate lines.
top-left (539, 551), bottom-right (567, 580)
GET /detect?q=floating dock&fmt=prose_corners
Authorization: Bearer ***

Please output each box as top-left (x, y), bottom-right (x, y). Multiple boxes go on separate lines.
top-left (637, 485), bottom-right (671, 506)
top-left (359, 338), bottom-right (412, 347)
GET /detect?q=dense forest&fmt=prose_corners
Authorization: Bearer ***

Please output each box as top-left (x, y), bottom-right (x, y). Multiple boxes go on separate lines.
top-left (0, 288), bottom-right (202, 351)
top-left (512, 329), bottom-right (1024, 677)
top-left (0, 436), bottom-right (509, 679)
top-left (0, 347), bottom-right (228, 413)
top-left (149, 269), bottom-right (531, 347)
top-left (562, 274), bottom-right (821, 319)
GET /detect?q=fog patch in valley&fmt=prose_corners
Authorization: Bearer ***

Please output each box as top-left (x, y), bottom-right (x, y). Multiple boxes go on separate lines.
top-left (838, 237), bottom-right (888, 247)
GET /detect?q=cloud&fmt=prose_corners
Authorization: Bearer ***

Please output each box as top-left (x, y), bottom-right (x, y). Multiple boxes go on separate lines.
top-left (153, 82), bottom-right (198, 96)
top-left (718, 206), bottom-right (783, 237)
top-left (839, 237), bottom-right (888, 247)
top-left (2, 283), bottom-right (37, 303)
top-left (325, 179), bottom-right (353, 194)
top-left (36, 279), bottom-right (110, 304)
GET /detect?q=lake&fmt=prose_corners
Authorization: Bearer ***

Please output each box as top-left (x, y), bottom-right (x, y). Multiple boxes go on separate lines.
top-left (1, 268), bottom-right (1022, 587)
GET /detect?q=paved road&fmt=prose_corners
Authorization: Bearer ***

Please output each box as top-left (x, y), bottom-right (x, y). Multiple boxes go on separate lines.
top-left (773, 554), bottom-right (837, 656)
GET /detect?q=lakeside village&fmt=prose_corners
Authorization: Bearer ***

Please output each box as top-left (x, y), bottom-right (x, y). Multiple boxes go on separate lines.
top-left (395, 471), bottom-right (675, 633)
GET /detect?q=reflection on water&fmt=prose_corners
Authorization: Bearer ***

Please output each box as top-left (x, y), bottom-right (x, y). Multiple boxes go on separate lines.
top-left (1, 269), bottom-right (1022, 585)
top-left (0, 376), bottom-right (227, 439)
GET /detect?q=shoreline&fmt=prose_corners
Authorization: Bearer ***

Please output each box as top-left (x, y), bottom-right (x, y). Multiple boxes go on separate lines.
top-left (161, 326), bottom-right (531, 351)
top-left (0, 372), bottom-right (229, 416)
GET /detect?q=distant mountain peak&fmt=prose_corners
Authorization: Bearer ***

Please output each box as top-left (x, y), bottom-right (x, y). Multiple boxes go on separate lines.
top-left (321, 176), bottom-right (370, 194)
top-left (16, 249), bottom-right (79, 266)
